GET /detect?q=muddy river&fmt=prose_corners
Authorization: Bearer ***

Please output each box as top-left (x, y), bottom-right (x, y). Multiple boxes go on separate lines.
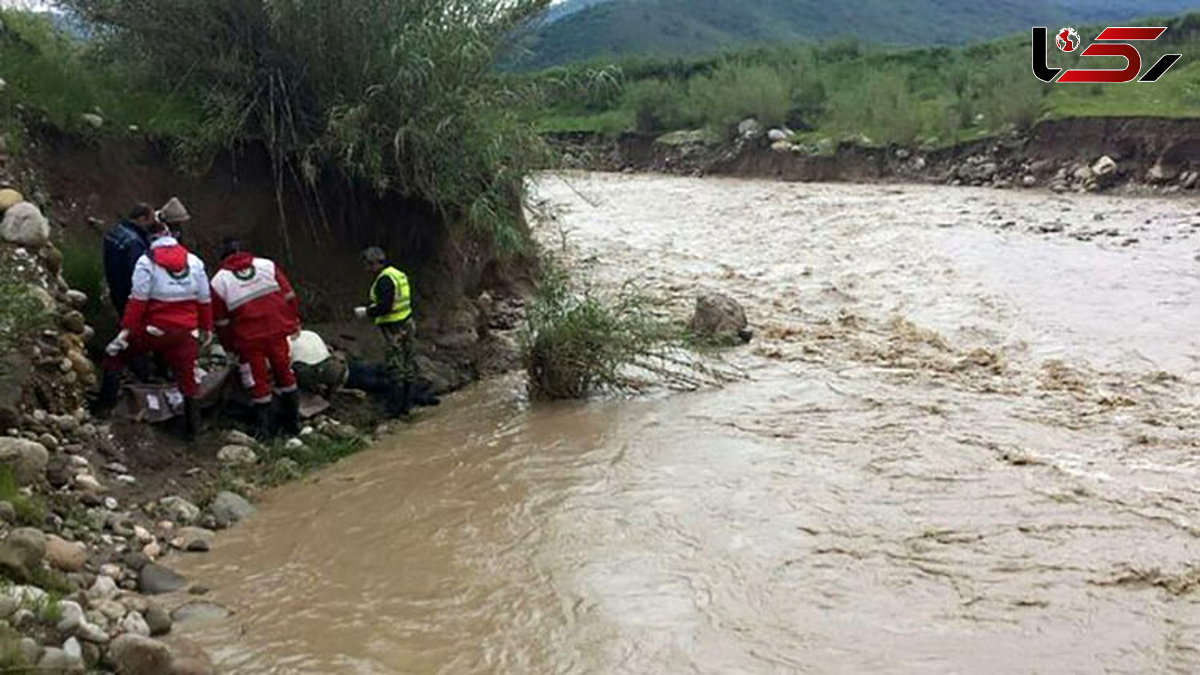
top-left (177, 173), bottom-right (1200, 673)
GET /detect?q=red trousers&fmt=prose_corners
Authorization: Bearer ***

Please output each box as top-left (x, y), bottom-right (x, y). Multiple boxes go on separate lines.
top-left (104, 331), bottom-right (199, 397)
top-left (238, 336), bottom-right (297, 403)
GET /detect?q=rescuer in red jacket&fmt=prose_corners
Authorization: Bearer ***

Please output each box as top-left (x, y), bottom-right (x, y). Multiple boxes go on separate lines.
top-left (96, 220), bottom-right (213, 440)
top-left (210, 239), bottom-right (302, 437)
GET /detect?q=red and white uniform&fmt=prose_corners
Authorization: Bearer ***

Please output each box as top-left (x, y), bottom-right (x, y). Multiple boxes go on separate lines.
top-left (106, 236), bottom-right (212, 398)
top-left (123, 236), bottom-right (213, 335)
top-left (210, 252), bottom-right (300, 402)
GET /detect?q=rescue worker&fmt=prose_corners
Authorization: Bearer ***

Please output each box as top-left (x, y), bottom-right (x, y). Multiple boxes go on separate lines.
top-left (355, 247), bottom-right (414, 416)
top-left (96, 220), bottom-right (213, 440)
top-left (156, 197), bottom-right (191, 239)
top-left (210, 239), bottom-right (302, 437)
top-left (102, 203), bottom-right (156, 316)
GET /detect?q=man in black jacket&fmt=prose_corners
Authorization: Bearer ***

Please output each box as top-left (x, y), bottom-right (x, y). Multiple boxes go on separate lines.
top-left (103, 203), bottom-right (156, 315)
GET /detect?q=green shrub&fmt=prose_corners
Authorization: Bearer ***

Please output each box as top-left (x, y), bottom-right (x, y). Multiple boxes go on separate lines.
top-left (826, 69), bottom-right (924, 145)
top-left (0, 466), bottom-right (46, 527)
top-left (625, 78), bottom-right (690, 133)
top-left (686, 62), bottom-right (792, 131)
top-left (980, 60), bottom-right (1049, 130)
top-left (0, 265), bottom-right (47, 354)
top-left (523, 255), bottom-right (678, 400)
top-left (60, 237), bottom-right (116, 352)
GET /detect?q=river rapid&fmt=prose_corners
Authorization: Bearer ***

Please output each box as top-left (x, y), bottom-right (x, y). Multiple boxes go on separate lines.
top-left (175, 173), bottom-right (1200, 674)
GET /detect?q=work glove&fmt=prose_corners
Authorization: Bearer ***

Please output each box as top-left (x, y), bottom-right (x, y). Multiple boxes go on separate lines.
top-left (105, 329), bottom-right (131, 357)
top-left (354, 306), bottom-right (369, 320)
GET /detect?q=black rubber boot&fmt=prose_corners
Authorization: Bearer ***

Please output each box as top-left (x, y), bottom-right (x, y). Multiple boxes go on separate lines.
top-left (182, 397), bottom-right (200, 442)
top-left (277, 391), bottom-right (301, 438)
top-left (385, 381), bottom-right (412, 418)
top-left (252, 402), bottom-right (275, 441)
top-left (91, 369), bottom-right (122, 418)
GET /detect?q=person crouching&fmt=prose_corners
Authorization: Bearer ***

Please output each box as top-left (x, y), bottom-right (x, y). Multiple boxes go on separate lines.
top-left (96, 219), bottom-right (213, 440)
top-left (210, 238), bottom-right (302, 438)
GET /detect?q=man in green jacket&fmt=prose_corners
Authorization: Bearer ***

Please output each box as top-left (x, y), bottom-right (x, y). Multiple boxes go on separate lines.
top-left (355, 246), bottom-right (415, 416)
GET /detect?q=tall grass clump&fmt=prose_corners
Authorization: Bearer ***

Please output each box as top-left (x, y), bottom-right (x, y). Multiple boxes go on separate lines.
top-left (60, 237), bottom-right (115, 352)
top-left (61, 0), bottom-right (555, 248)
top-left (523, 255), bottom-right (678, 400)
top-left (0, 466), bottom-right (46, 526)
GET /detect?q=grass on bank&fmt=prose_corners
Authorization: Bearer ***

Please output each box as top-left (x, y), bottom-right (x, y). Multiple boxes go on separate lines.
top-left (528, 12), bottom-right (1200, 146)
top-left (0, 467), bottom-right (46, 528)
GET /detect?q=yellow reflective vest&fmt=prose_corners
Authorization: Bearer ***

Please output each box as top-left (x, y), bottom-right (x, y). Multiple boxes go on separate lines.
top-left (369, 266), bottom-right (412, 325)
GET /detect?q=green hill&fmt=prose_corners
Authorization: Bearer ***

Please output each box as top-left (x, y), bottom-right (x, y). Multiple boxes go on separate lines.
top-left (515, 0), bottom-right (1200, 68)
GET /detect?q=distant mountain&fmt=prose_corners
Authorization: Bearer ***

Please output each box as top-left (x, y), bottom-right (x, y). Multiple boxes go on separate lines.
top-left (513, 0), bottom-right (1200, 68)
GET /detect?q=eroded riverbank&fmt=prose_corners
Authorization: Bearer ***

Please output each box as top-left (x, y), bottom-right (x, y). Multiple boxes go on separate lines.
top-left (175, 173), bottom-right (1200, 673)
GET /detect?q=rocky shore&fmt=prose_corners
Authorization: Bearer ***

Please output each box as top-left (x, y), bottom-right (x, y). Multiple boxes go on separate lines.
top-left (548, 116), bottom-right (1200, 197)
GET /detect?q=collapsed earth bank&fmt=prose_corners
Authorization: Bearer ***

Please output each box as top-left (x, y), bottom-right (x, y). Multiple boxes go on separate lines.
top-left (551, 116), bottom-right (1200, 195)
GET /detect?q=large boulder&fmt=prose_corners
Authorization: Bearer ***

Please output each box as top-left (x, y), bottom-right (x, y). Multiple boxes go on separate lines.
top-left (0, 202), bottom-right (50, 247)
top-left (44, 535), bottom-right (88, 572)
top-left (170, 601), bottom-right (231, 625)
top-left (687, 293), bottom-right (752, 344)
top-left (737, 118), bottom-right (763, 140)
top-left (216, 445), bottom-right (258, 467)
top-left (209, 491), bottom-right (255, 528)
top-left (0, 437), bottom-right (49, 484)
top-left (1092, 155), bottom-right (1117, 177)
top-left (3, 528), bottom-right (46, 577)
top-left (138, 563), bottom-right (187, 595)
top-left (143, 605), bottom-right (172, 637)
top-left (161, 636), bottom-right (216, 675)
top-left (0, 188), bottom-right (24, 211)
top-left (1149, 160), bottom-right (1180, 183)
top-left (0, 529), bottom-right (44, 582)
top-left (159, 496), bottom-right (201, 525)
top-left (109, 634), bottom-right (172, 675)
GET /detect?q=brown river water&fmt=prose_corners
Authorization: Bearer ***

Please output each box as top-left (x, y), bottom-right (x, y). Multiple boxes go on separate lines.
top-left (177, 173), bottom-right (1200, 674)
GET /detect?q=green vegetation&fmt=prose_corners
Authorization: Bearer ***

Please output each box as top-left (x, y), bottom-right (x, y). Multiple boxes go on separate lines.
top-left (0, 9), bottom-right (206, 142)
top-left (523, 253), bottom-right (679, 399)
top-left (2, 0), bottom-right (562, 251)
top-left (0, 467), bottom-right (46, 527)
top-left (0, 263), bottom-right (46, 358)
top-left (514, 0), bottom-right (1200, 69)
top-left (53, 0), bottom-right (553, 249)
top-left (60, 237), bottom-right (115, 353)
top-left (529, 12), bottom-right (1200, 146)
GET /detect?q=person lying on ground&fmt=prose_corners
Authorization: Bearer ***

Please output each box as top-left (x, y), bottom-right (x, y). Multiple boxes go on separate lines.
top-left (210, 238), bottom-right (302, 438)
top-left (289, 329), bottom-right (439, 409)
top-left (95, 219), bottom-right (213, 440)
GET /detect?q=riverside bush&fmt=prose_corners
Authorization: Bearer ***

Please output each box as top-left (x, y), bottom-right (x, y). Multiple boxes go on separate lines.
top-left (523, 256), bottom-right (678, 400)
